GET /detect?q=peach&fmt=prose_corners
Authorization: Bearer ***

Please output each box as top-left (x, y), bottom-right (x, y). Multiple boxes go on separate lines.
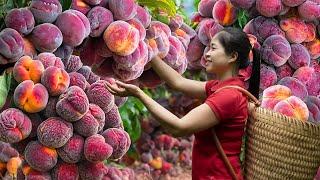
top-left (56, 86), bottom-right (89, 122)
top-left (304, 96), bottom-right (320, 123)
top-left (52, 161), bottom-right (79, 180)
top-left (87, 6), bottom-right (114, 37)
top-left (74, 111), bottom-right (99, 137)
top-left (186, 36), bottom-right (205, 62)
top-left (41, 66), bottom-right (70, 96)
top-left (304, 38), bottom-right (320, 59)
top-left (164, 36), bottom-right (186, 69)
top-left (127, 18), bottom-right (146, 41)
top-left (0, 108), bottom-right (32, 143)
top-left (64, 55), bottom-right (83, 73)
top-left (304, 22), bottom-right (316, 42)
top-left (55, 9), bottom-right (90, 47)
top-left (57, 134), bottom-right (84, 163)
top-left (260, 64), bottom-right (277, 90)
top-left (53, 44), bottom-right (73, 62)
top-left (113, 40), bottom-right (148, 71)
top-left (42, 97), bottom-right (58, 118)
top-left (31, 23), bottom-right (63, 53)
top-left (198, 0), bottom-right (217, 17)
top-left (293, 66), bottom-right (320, 96)
top-left (0, 142), bottom-right (19, 162)
top-left (103, 21), bottom-right (140, 56)
top-left (0, 28), bottom-right (25, 62)
top-left (22, 37), bottom-right (37, 59)
top-left (261, 85), bottom-right (292, 110)
top-left (278, 77), bottom-right (308, 99)
top-left (273, 96), bottom-right (309, 121)
top-left (146, 21), bottom-right (171, 39)
top-left (78, 161), bottom-right (108, 180)
top-left (101, 128), bottom-right (131, 160)
top-left (190, 12), bottom-right (205, 25)
top-left (79, 38), bottom-right (105, 67)
top-left (230, 0), bottom-right (255, 9)
top-left (37, 117), bottom-right (73, 148)
top-left (84, 134), bottom-right (113, 162)
top-left (243, 16), bottom-right (285, 43)
top-left (298, 0), bottom-right (320, 21)
top-left (155, 31), bottom-right (171, 58)
top-left (288, 44), bottom-right (310, 69)
top-left (256, 0), bottom-right (283, 17)
top-left (311, 59), bottom-right (320, 72)
top-left (36, 52), bottom-right (64, 69)
top-left (24, 141), bottom-right (58, 172)
top-left (173, 28), bottom-right (191, 50)
top-left (89, 103), bottom-right (105, 132)
top-left (13, 56), bottom-right (44, 83)
top-left (87, 80), bottom-right (115, 113)
top-left (105, 166), bottom-right (122, 179)
top-left (180, 23), bottom-right (197, 39)
top-left (14, 80), bottom-right (49, 113)
top-left (275, 63), bottom-right (294, 79)
top-left (212, 0), bottom-right (238, 26)
top-left (280, 17), bottom-right (308, 43)
top-left (261, 35), bottom-right (291, 67)
top-left (113, 64), bottom-right (144, 82)
top-left (134, 6), bottom-right (151, 28)
top-left (71, 0), bottom-right (91, 15)
top-left (169, 15), bottom-right (183, 31)
top-left (104, 105), bottom-right (122, 129)
top-left (69, 72), bottom-right (87, 90)
top-left (30, 0), bottom-right (62, 23)
top-left (197, 18), bottom-right (223, 46)
top-left (108, 0), bottom-right (137, 21)
top-left (5, 8), bottom-right (35, 35)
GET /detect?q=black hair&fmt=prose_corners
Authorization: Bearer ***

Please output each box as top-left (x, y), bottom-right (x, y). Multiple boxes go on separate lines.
top-left (216, 27), bottom-right (261, 99)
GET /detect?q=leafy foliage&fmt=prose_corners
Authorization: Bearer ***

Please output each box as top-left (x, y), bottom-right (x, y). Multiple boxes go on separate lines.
top-left (235, 9), bottom-right (249, 29)
top-left (59, 0), bottom-right (72, 11)
top-left (0, 68), bottom-right (12, 109)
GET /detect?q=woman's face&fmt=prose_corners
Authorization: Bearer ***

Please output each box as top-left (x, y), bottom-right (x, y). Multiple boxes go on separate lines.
top-left (204, 33), bottom-right (234, 74)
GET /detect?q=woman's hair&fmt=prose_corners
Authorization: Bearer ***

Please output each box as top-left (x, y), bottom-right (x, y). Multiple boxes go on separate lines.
top-left (216, 27), bottom-right (261, 99)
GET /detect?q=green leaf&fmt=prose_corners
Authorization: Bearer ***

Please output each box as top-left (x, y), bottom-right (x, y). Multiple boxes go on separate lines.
top-left (0, 70), bottom-right (12, 109)
top-left (137, 0), bottom-right (176, 17)
top-left (236, 9), bottom-right (249, 29)
top-left (130, 117), bottom-right (141, 142)
top-left (59, 0), bottom-right (71, 11)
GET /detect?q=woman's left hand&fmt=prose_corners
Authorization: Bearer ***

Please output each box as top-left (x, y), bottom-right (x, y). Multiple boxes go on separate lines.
top-left (105, 80), bottom-right (142, 97)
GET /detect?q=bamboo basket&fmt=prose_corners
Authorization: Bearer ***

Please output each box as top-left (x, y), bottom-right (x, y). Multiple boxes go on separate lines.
top-left (244, 106), bottom-right (320, 180)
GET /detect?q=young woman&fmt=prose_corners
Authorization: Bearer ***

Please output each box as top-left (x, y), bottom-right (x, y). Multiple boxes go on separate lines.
top-left (106, 27), bottom-right (261, 180)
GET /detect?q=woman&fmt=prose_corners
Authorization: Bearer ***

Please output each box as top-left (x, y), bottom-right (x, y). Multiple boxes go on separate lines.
top-left (106, 27), bottom-right (261, 180)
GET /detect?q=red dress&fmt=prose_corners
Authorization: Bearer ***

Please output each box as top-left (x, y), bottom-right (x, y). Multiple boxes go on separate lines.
top-left (192, 76), bottom-right (248, 180)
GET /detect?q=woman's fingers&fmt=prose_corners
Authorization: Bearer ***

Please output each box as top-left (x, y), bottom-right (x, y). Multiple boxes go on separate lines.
top-left (115, 80), bottom-right (131, 88)
top-left (105, 82), bottom-right (122, 94)
top-left (104, 84), bottom-right (117, 94)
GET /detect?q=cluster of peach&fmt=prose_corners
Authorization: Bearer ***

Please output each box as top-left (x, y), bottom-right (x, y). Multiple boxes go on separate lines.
top-left (70, 0), bottom-right (196, 88)
top-left (188, 0), bottom-right (319, 123)
top-left (0, 51), bottom-right (133, 179)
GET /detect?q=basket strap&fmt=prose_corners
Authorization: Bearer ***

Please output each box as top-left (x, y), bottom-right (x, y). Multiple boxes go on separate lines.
top-left (211, 85), bottom-right (260, 180)
top-left (212, 129), bottom-right (239, 180)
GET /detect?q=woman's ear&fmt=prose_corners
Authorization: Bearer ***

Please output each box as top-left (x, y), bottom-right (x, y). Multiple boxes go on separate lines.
top-left (228, 51), bottom-right (238, 63)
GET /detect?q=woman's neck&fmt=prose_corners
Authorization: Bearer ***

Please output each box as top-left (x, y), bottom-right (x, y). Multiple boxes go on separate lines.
top-left (216, 69), bottom-right (237, 81)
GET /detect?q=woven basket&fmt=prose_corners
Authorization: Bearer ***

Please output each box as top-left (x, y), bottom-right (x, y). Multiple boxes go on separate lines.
top-left (212, 85), bottom-right (320, 180)
top-left (244, 105), bottom-right (320, 180)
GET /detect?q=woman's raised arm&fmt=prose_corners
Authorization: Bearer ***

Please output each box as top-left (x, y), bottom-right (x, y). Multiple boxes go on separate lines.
top-left (151, 56), bottom-right (207, 99)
